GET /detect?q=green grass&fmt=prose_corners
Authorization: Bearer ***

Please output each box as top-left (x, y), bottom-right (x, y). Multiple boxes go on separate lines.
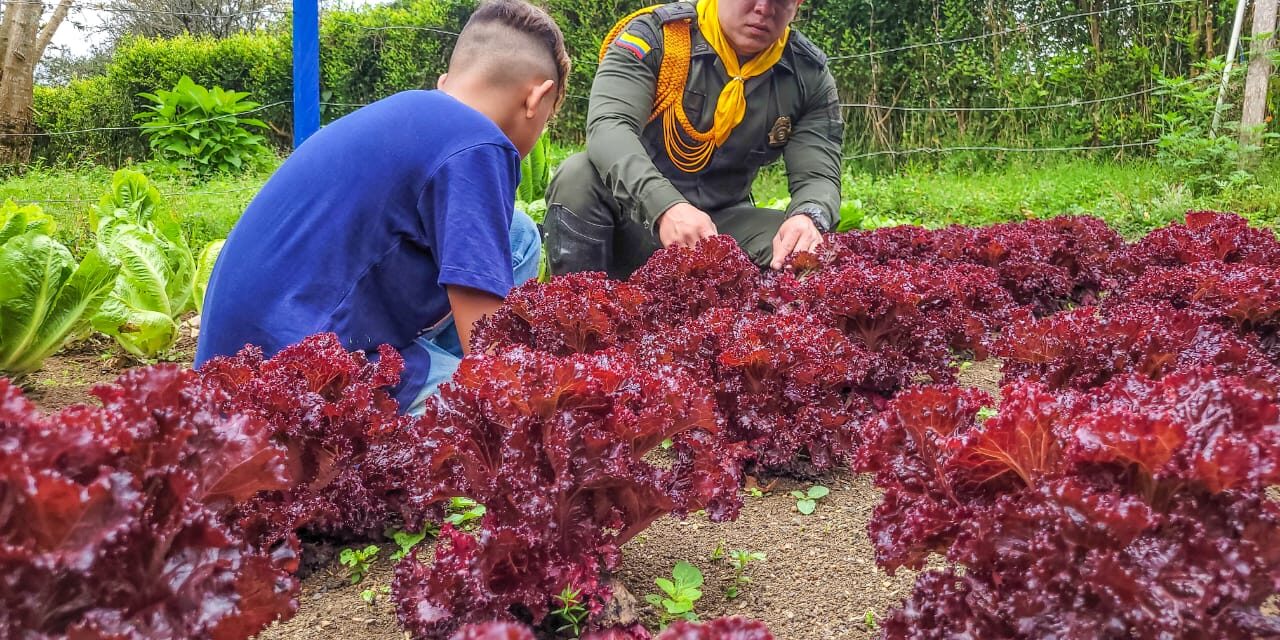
top-left (0, 158), bottom-right (280, 256)
top-left (3, 154), bottom-right (1276, 261)
top-left (754, 157), bottom-right (1280, 239)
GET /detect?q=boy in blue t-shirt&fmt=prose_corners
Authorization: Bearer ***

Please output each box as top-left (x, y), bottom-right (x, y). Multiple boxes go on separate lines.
top-left (195, 0), bottom-right (570, 414)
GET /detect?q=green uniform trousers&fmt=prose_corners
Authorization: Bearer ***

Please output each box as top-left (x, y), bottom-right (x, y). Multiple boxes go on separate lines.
top-left (545, 153), bottom-right (787, 279)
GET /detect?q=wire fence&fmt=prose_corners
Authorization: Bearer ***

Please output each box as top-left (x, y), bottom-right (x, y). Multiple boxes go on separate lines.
top-left (5, 184), bottom-right (263, 206)
top-left (842, 139), bottom-right (1160, 162)
top-left (8, 0), bottom-right (1191, 172)
top-left (825, 0), bottom-right (1189, 61)
top-left (7, 0), bottom-right (287, 18)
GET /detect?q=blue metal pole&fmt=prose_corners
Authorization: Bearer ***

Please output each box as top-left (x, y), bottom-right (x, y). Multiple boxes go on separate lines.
top-left (292, 0), bottom-right (320, 148)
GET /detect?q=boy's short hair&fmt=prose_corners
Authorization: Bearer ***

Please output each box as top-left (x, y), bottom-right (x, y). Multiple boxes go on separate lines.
top-left (450, 0), bottom-right (571, 110)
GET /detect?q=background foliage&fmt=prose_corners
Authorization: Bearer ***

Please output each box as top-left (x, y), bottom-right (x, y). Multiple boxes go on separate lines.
top-left (28, 0), bottom-right (1278, 167)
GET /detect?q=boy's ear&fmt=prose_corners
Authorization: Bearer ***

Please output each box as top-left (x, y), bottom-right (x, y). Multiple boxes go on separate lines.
top-left (436, 73), bottom-right (449, 90)
top-left (525, 79), bottom-right (556, 118)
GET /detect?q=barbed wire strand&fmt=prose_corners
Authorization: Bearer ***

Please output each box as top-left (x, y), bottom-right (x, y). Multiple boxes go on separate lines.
top-left (843, 139), bottom-right (1159, 161)
top-left (840, 87), bottom-right (1158, 113)
top-left (4, 100), bottom-right (289, 137)
top-left (6, 184), bottom-right (263, 206)
top-left (5, 141), bottom-right (1162, 204)
top-left (4, 0), bottom-right (287, 18)
top-left (827, 0), bottom-right (1187, 61)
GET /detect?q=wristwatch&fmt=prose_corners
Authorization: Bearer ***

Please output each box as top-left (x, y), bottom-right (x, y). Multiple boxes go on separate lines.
top-left (787, 204), bottom-right (833, 234)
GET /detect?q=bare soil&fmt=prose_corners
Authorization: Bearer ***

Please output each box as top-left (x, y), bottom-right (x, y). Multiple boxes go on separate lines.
top-left (21, 355), bottom-right (1153, 640)
top-left (19, 317), bottom-right (200, 411)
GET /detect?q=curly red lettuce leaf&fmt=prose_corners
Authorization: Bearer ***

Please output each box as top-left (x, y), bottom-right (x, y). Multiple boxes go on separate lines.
top-left (471, 273), bottom-right (653, 355)
top-left (0, 369), bottom-right (299, 639)
top-left (393, 347), bottom-right (744, 639)
top-left (200, 333), bottom-right (417, 544)
top-left (1114, 211), bottom-right (1280, 279)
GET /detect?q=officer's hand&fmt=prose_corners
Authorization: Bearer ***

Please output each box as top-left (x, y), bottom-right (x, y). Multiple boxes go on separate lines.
top-left (770, 215), bottom-right (824, 270)
top-left (658, 203), bottom-right (718, 249)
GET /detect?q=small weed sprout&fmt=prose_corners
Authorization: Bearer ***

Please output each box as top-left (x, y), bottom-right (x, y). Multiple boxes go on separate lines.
top-left (709, 541), bottom-right (725, 562)
top-left (552, 585), bottom-right (589, 637)
top-left (360, 585), bottom-right (390, 605)
top-left (791, 485), bottom-right (830, 515)
top-left (724, 549), bottom-right (766, 600)
top-left (645, 561), bottom-right (703, 627)
top-left (444, 497), bottom-right (486, 529)
top-left (386, 525), bottom-right (431, 563)
top-left (339, 544), bottom-right (380, 585)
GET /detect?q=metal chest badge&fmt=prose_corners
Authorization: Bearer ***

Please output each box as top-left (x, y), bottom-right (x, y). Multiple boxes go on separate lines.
top-left (768, 116), bottom-right (793, 147)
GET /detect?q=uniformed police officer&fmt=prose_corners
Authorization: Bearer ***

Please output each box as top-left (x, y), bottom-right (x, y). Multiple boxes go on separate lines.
top-left (544, 0), bottom-right (842, 278)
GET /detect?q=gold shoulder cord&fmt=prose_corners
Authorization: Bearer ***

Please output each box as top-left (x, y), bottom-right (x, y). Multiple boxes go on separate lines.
top-left (600, 6), bottom-right (717, 173)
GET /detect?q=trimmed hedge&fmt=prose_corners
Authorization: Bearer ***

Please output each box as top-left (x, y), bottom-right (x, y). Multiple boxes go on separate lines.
top-left (31, 0), bottom-right (475, 164)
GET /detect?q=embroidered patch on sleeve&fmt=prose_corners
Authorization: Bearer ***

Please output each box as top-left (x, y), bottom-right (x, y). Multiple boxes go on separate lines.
top-left (614, 32), bottom-right (652, 60)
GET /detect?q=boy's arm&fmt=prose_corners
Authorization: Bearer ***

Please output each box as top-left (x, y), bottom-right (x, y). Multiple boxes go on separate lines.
top-left (419, 142), bottom-right (521, 352)
top-left (446, 284), bottom-right (503, 354)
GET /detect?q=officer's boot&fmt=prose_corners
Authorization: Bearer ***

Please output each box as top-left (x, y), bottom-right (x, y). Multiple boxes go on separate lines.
top-left (544, 203), bottom-right (614, 275)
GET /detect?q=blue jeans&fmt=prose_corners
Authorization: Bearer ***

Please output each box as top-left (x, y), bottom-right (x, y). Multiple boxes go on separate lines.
top-left (406, 210), bottom-right (541, 415)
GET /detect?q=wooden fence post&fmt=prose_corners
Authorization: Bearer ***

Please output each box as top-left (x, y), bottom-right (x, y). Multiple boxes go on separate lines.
top-left (1240, 0), bottom-right (1277, 150)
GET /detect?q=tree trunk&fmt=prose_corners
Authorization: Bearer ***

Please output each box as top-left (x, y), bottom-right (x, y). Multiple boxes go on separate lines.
top-left (1240, 0), bottom-right (1277, 150)
top-left (0, 0), bottom-right (72, 167)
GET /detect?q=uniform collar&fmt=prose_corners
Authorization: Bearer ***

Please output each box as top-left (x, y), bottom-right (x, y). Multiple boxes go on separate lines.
top-left (691, 22), bottom-right (796, 73)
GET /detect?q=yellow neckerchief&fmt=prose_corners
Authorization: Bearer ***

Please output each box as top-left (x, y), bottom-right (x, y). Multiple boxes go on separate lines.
top-left (600, 0), bottom-right (790, 173)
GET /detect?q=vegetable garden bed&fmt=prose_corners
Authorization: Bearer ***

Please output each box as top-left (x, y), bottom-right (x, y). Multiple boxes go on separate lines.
top-left (24, 351), bottom-right (1003, 640)
top-left (4, 211), bottom-right (1279, 640)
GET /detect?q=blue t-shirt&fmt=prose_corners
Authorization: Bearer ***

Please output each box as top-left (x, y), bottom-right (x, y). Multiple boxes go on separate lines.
top-left (195, 90), bottom-right (520, 407)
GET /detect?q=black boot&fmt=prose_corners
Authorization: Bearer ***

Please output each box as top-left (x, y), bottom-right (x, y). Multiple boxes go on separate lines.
top-left (544, 203), bottom-right (614, 276)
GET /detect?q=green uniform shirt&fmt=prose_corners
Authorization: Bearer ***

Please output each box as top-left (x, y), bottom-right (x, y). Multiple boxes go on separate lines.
top-left (587, 1), bottom-right (844, 231)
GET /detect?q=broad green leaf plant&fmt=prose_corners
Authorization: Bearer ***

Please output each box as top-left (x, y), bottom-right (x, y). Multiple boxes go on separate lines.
top-left (91, 170), bottom-right (197, 360)
top-left (136, 75), bottom-right (270, 178)
top-left (0, 202), bottom-right (119, 378)
top-left (645, 560), bottom-right (704, 627)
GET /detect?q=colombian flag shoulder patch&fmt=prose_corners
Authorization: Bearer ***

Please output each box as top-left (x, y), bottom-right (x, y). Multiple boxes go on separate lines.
top-left (614, 32), bottom-right (652, 60)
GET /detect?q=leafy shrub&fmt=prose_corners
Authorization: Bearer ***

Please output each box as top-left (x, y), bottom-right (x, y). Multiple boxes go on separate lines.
top-left (108, 31), bottom-right (292, 147)
top-left (0, 201), bottom-right (119, 377)
top-left (91, 169), bottom-right (196, 359)
top-left (0, 367), bottom-right (299, 638)
top-left (136, 75), bottom-right (270, 177)
top-left (1152, 60), bottom-right (1274, 196)
top-left (32, 76), bottom-right (142, 165)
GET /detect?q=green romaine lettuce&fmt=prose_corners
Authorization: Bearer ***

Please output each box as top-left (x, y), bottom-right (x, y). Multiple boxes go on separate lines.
top-left (0, 202), bottom-right (119, 378)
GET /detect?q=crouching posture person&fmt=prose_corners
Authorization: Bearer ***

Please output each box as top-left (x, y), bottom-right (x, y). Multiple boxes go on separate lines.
top-left (545, 0), bottom-right (843, 278)
top-left (195, 0), bottom-right (570, 414)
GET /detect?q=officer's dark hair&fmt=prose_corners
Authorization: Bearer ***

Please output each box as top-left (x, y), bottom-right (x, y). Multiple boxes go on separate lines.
top-left (448, 0), bottom-right (571, 111)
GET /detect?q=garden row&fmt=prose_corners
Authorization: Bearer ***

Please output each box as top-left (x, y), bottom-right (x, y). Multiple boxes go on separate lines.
top-left (1, 211), bottom-right (1277, 639)
top-left (0, 168), bottom-right (226, 377)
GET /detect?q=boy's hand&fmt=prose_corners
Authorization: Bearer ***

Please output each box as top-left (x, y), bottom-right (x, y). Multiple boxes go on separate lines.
top-left (770, 215), bottom-right (823, 270)
top-left (658, 203), bottom-right (717, 249)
